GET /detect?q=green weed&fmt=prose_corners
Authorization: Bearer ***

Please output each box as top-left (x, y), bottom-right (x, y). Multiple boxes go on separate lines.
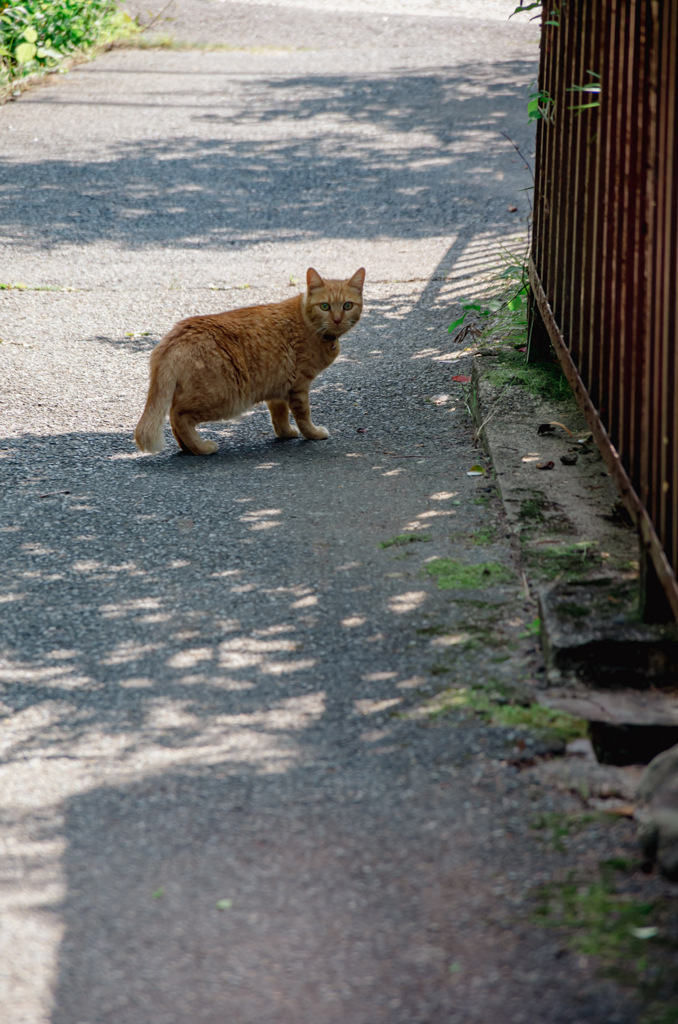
top-left (486, 348), bottom-right (571, 400)
top-left (535, 877), bottom-right (654, 956)
top-left (518, 616), bottom-right (541, 638)
top-left (424, 558), bottom-right (514, 590)
top-left (518, 492), bottom-right (549, 526)
top-left (530, 811), bottom-right (602, 852)
top-left (426, 685), bottom-right (586, 741)
top-left (525, 541), bottom-right (601, 580)
top-left (471, 525), bottom-right (497, 546)
top-left (534, 865), bottom-right (678, 1020)
top-left (493, 702), bottom-right (587, 740)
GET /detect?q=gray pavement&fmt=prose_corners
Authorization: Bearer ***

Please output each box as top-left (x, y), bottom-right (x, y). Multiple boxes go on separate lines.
top-left (0, 3), bottom-right (647, 1022)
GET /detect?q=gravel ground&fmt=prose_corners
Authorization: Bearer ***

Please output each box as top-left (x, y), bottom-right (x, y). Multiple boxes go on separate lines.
top-left (0, 3), bottom-right (672, 1022)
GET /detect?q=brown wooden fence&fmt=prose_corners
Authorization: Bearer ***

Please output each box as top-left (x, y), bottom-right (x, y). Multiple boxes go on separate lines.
top-left (529, 0), bottom-right (678, 622)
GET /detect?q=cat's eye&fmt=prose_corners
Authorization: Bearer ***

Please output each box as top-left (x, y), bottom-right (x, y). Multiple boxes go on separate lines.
top-left (343, 302), bottom-right (354, 310)
top-left (319, 302), bottom-right (330, 310)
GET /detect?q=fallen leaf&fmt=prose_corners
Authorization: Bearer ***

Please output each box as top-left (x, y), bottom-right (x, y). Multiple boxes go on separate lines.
top-left (451, 375), bottom-right (471, 383)
top-left (538, 421), bottom-right (573, 436)
top-left (603, 804), bottom-right (635, 818)
top-left (536, 460), bottom-right (555, 470)
top-left (630, 926), bottom-right (658, 940)
top-left (560, 453), bottom-right (578, 465)
top-left (467, 464), bottom-right (486, 476)
top-left (216, 899), bottom-right (233, 911)
top-left (507, 205), bottom-right (518, 212)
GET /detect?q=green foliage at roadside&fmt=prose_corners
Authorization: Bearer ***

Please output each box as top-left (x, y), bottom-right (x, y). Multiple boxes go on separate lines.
top-left (428, 685), bottom-right (587, 743)
top-left (535, 866), bottom-right (678, 1023)
top-left (485, 346), bottom-right (571, 400)
top-left (0, 0), bottom-right (136, 91)
top-left (424, 558), bottom-right (514, 590)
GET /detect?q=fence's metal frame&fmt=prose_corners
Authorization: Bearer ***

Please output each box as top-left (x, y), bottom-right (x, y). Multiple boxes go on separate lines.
top-left (529, 0), bottom-right (678, 621)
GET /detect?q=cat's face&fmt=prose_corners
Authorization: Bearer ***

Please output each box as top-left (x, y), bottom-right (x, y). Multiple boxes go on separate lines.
top-left (304, 267), bottom-right (365, 339)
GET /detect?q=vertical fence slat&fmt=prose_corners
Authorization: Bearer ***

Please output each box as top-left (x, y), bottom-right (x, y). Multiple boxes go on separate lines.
top-left (568, 0), bottom-right (596, 371)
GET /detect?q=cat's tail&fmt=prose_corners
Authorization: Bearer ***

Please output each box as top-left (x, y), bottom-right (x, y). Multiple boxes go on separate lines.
top-left (134, 355), bottom-right (176, 453)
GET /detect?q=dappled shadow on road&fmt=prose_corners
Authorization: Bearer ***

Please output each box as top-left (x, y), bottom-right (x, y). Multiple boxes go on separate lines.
top-left (0, 58), bottom-right (534, 251)
top-left (0, 399), bottom-right (538, 1020)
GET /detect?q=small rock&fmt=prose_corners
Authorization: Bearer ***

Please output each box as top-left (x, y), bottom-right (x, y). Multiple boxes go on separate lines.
top-left (636, 742), bottom-right (678, 880)
top-left (566, 737), bottom-right (596, 760)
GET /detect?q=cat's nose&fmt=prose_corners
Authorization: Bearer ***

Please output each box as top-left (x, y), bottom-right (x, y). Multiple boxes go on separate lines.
top-left (332, 314), bottom-right (342, 324)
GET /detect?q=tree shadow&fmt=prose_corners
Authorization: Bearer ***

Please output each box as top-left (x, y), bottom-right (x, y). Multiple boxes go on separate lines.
top-left (0, 417), bottom-right (520, 1022)
top-left (1, 58), bottom-right (535, 252)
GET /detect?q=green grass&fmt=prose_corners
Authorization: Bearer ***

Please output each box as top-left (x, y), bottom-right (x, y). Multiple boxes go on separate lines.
top-left (471, 525), bottom-right (497, 546)
top-left (533, 861), bottom-right (678, 1022)
top-left (486, 348), bottom-right (572, 401)
top-left (424, 558), bottom-right (514, 590)
top-left (493, 702), bottom-right (587, 739)
top-left (525, 541), bottom-right (601, 581)
top-left (530, 811), bottom-right (604, 851)
top-left (518, 491), bottom-right (549, 526)
top-left (535, 877), bottom-right (655, 957)
top-left (426, 685), bottom-right (587, 741)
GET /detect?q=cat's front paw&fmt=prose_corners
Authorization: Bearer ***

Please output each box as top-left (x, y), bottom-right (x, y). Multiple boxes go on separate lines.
top-left (302, 425), bottom-right (329, 440)
top-left (274, 426), bottom-right (300, 439)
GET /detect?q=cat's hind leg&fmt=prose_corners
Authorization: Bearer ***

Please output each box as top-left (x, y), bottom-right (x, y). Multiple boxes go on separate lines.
top-left (267, 400), bottom-right (300, 439)
top-left (169, 407), bottom-right (218, 455)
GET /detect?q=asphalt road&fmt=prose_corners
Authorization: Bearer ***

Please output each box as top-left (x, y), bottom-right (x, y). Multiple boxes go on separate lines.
top-left (0, 3), bottom-right (641, 1022)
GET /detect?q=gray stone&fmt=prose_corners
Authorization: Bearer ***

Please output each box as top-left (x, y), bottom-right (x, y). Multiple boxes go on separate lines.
top-left (636, 743), bottom-right (678, 880)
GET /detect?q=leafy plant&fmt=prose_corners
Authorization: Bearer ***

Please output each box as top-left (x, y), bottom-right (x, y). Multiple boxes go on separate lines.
top-left (510, 2), bottom-right (560, 27)
top-left (568, 70), bottom-right (601, 113)
top-left (528, 86), bottom-right (554, 123)
top-left (447, 245), bottom-right (530, 347)
top-left (0, 0), bottom-right (136, 90)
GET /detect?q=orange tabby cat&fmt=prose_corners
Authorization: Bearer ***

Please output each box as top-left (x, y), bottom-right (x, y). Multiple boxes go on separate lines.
top-left (134, 267), bottom-right (365, 455)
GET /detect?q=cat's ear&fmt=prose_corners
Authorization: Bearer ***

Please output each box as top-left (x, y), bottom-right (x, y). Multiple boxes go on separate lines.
top-left (347, 267), bottom-right (366, 292)
top-left (306, 267), bottom-right (325, 292)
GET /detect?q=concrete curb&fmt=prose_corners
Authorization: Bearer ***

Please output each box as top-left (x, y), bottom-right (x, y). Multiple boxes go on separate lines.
top-left (472, 351), bottom-right (678, 735)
